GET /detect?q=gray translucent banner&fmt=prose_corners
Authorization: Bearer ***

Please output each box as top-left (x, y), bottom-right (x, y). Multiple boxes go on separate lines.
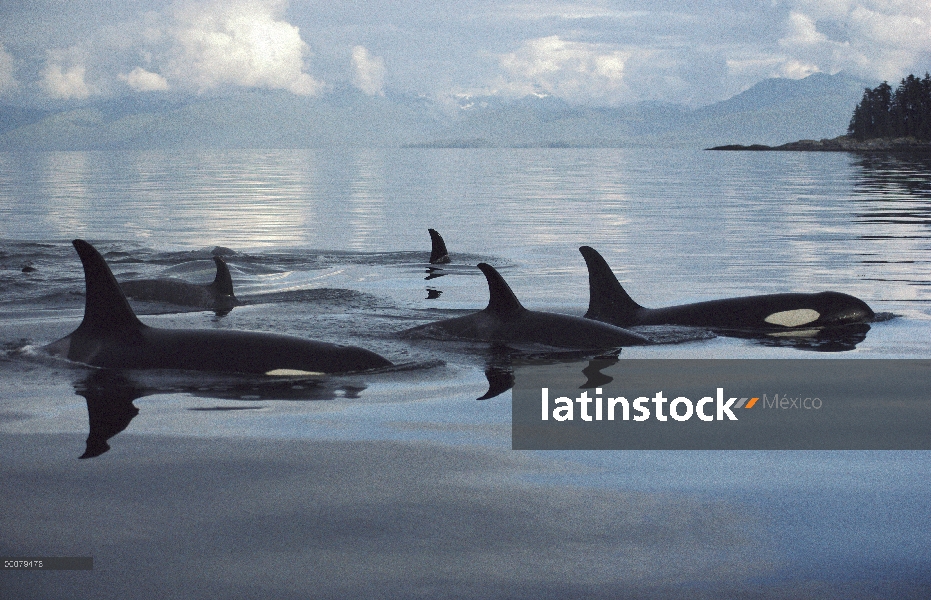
top-left (512, 359), bottom-right (931, 450)
top-left (1, 557), bottom-right (93, 570)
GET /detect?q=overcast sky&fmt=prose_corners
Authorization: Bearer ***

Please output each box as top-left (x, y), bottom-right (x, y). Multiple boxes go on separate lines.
top-left (0, 0), bottom-right (929, 108)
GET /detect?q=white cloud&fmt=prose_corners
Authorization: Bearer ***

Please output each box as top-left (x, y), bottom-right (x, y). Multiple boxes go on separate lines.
top-left (774, 2), bottom-right (931, 81)
top-left (42, 63), bottom-right (93, 100)
top-left (120, 66), bottom-right (170, 91)
top-left (6, 0), bottom-right (931, 107)
top-left (782, 11), bottom-right (829, 48)
top-left (165, 0), bottom-right (322, 95)
top-left (351, 45), bottom-right (385, 96)
top-left (497, 36), bottom-right (631, 103)
top-left (779, 60), bottom-right (822, 79)
top-left (0, 44), bottom-right (16, 95)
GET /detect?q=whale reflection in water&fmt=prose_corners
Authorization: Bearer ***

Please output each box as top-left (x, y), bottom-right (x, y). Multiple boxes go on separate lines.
top-left (74, 369), bottom-right (368, 459)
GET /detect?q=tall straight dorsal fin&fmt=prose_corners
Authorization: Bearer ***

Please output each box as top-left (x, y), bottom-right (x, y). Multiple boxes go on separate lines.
top-left (72, 239), bottom-right (145, 335)
top-left (477, 263), bottom-right (525, 317)
top-left (428, 228), bottom-right (450, 264)
top-left (579, 246), bottom-right (643, 326)
top-left (209, 256), bottom-right (236, 298)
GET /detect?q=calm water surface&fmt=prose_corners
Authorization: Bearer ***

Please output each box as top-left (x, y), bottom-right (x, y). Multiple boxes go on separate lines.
top-left (2, 148), bottom-right (930, 598)
top-left (3, 148), bottom-right (931, 303)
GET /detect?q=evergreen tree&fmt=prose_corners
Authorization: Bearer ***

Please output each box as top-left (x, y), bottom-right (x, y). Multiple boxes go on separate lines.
top-left (848, 74), bottom-right (931, 141)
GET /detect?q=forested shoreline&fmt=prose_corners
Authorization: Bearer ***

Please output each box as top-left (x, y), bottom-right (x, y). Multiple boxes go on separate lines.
top-left (711, 73), bottom-right (931, 152)
top-left (848, 74), bottom-right (931, 141)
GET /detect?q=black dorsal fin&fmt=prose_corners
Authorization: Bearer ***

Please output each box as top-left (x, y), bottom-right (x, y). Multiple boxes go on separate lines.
top-left (72, 240), bottom-right (145, 335)
top-left (209, 256), bottom-right (236, 298)
top-left (579, 246), bottom-right (643, 326)
top-left (428, 228), bottom-right (450, 264)
top-left (477, 263), bottom-right (525, 317)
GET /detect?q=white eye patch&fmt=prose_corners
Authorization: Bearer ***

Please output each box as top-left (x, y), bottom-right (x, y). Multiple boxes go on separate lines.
top-left (764, 309), bottom-right (821, 328)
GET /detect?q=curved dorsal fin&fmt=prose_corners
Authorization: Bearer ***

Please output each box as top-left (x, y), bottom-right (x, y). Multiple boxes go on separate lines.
top-left (209, 256), bottom-right (236, 298)
top-left (72, 240), bottom-right (145, 335)
top-left (579, 246), bottom-right (643, 326)
top-left (428, 228), bottom-right (450, 264)
top-left (477, 263), bottom-right (525, 317)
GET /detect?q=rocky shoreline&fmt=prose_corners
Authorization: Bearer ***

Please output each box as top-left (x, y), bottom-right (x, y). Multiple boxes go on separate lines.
top-left (708, 136), bottom-right (931, 152)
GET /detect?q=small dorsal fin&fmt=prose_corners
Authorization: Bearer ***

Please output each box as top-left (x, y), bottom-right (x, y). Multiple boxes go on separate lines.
top-left (72, 240), bottom-right (145, 335)
top-left (477, 263), bottom-right (525, 317)
top-left (428, 228), bottom-right (450, 264)
top-left (579, 246), bottom-right (643, 326)
top-left (209, 256), bottom-right (236, 298)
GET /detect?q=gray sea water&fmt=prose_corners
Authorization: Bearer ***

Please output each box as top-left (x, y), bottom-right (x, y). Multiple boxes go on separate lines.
top-left (1, 148), bottom-right (930, 598)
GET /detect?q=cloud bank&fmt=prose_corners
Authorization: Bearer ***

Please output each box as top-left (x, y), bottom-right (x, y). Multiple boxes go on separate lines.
top-left (731, 1), bottom-right (931, 84)
top-left (0, 0), bottom-right (929, 107)
top-left (20, 0), bottom-right (323, 102)
top-left (496, 36), bottom-right (630, 104)
top-left (165, 0), bottom-right (321, 95)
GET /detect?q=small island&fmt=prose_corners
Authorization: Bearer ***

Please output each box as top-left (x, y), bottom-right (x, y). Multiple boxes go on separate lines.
top-left (711, 73), bottom-right (931, 152)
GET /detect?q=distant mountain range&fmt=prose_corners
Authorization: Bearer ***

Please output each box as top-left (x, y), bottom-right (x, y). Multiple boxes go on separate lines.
top-left (0, 72), bottom-right (873, 150)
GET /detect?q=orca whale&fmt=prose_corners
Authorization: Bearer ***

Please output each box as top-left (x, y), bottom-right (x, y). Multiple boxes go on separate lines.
top-left (44, 240), bottom-right (393, 374)
top-left (579, 246), bottom-right (874, 330)
top-left (119, 256), bottom-right (240, 313)
top-left (403, 262), bottom-right (650, 349)
top-left (428, 228), bottom-right (450, 264)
